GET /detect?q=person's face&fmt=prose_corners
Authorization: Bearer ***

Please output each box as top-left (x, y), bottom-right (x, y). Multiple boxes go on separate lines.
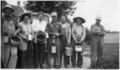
top-left (61, 16), bottom-right (66, 23)
top-left (44, 16), bottom-right (49, 23)
top-left (77, 19), bottom-right (82, 25)
top-left (52, 16), bottom-right (57, 22)
top-left (96, 19), bottom-right (101, 24)
top-left (5, 9), bottom-right (12, 14)
top-left (23, 16), bottom-right (30, 22)
top-left (38, 14), bottom-right (43, 21)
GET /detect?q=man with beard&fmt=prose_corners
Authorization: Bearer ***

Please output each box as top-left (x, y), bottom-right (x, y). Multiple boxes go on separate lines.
top-left (1, 5), bottom-right (19, 68)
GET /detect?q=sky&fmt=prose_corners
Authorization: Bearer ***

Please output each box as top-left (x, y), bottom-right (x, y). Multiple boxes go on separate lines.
top-left (5, 0), bottom-right (120, 31)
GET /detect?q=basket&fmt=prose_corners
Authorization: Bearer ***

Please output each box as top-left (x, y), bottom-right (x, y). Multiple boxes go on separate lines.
top-left (10, 36), bottom-right (21, 46)
top-left (37, 31), bottom-right (46, 43)
top-left (51, 45), bottom-right (56, 53)
top-left (65, 47), bottom-right (72, 56)
top-left (75, 44), bottom-right (82, 52)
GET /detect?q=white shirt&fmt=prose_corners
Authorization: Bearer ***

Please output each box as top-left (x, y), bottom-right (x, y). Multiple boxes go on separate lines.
top-left (32, 19), bottom-right (47, 32)
top-left (32, 19), bottom-right (48, 38)
top-left (19, 22), bottom-right (33, 36)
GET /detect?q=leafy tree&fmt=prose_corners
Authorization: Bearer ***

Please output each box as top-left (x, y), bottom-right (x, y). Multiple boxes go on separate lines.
top-left (24, 1), bottom-right (76, 19)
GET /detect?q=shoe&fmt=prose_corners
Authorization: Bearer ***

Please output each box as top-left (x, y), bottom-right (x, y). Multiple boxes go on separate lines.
top-left (77, 65), bottom-right (82, 68)
top-left (55, 65), bottom-right (61, 69)
top-left (72, 65), bottom-right (76, 67)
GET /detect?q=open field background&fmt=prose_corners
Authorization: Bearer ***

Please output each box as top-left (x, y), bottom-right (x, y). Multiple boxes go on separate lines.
top-left (100, 33), bottom-right (119, 69)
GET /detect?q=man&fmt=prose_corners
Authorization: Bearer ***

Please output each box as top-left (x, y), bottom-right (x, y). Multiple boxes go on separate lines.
top-left (46, 12), bottom-right (62, 68)
top-left (1, 4), bottom-right (19, 68)
top-left (90, 16), bottom-right (105, 68)
top-left (32, 11), bottom-right (48, 68)
top-left (60, 15), bottom-right (71, 67)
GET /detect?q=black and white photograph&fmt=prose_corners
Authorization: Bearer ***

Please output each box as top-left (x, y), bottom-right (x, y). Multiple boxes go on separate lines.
top-left (1, 0), bottom-right (120, 69)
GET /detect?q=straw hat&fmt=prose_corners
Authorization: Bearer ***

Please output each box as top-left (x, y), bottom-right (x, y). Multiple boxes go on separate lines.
top-left (73, 17), bottom-right (86, 24)
top-left (2, 4), bottom-right (14, 13)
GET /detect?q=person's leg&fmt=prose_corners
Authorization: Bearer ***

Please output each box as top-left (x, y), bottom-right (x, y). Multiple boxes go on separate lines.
top-left (91, 37), bottom-right (99, 67)
top-left (55, 38), bottom-right (61, 68)
top-left (46, 39), bottom-right (52, 68)
top-left (1, 45), bottom-right (11, 68)
top-left (39, 44), bottom-right (45, 68)
top-left (7, 46), bottom-right (17, 68)
top-left (77, 52), bottom-right (83, 67)
top-left (71, 41), bottom-right (76, 67)
top-left (25, 41), bottom-right (34, 68)
top-left (96, 38), bottom-right (104, 66)
top-left (64, 53), bottom-right (70, 67)
top-left (21, 50), bottom-right (27, 68)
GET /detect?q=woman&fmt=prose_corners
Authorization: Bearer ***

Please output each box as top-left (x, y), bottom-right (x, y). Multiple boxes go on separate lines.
top-left (17, 12), bottom-right (34, 68)
top-left (32, 11), bottom-right (48, 68)
top-left (60, 15), bottom-right (71, 68)
top-left (71, 17), bottom-right (86, 67)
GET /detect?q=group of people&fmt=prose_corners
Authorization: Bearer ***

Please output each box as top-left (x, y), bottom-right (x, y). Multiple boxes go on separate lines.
top-left (1, 4), bottom-right (105, 69)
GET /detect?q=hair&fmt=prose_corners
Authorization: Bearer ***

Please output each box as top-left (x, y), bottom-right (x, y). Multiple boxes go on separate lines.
top-left (37, 11), bottom-right (44, 17)
top-left (61, 14), bottom-right (67, 21)
top-left (19, 13), bottom-right (31, 22)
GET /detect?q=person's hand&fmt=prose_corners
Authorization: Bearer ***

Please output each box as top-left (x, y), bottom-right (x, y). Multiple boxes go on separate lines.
top-left (67, 40), bottom-right (70, 45)
top-left (98, 32), bottom-right (105, 36)
top-left (54, 33), bottom-right (59, 36)
top-left (13, 32), bottom-right (17, 36)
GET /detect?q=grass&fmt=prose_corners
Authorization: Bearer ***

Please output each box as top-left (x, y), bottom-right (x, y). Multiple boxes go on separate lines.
top-left (96, 44), bottom-right (119, 69)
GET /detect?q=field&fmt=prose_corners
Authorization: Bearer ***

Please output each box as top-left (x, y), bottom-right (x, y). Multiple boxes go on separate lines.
top-left (98, 33), bottom-right (119, 69)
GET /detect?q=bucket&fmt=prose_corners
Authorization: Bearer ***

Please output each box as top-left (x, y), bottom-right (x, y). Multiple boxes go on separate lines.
top-left (65, 47), bottom-right (72, 56)
top-left (3, 36), bottom-right (9, 43)
top-left (51, 45), bottom-right (56, 53)
top-left (11, 36), bottom-right (21, 46)
top-left (28, 34), bottom-right (32, 41)
top-left (75, 45), bottom-right (82, 52)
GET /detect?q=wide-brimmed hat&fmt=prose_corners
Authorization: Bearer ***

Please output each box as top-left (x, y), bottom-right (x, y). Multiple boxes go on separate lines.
top-left (73, 17), bottom-right (86, 24)
top-left (19, 12), bottom-right (31, 22)
top-left (2, 4), bottom-right (14, 13)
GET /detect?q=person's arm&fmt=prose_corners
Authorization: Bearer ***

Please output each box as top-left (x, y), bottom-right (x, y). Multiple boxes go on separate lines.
top-left (80, 27), bottom-right (86, 42)
top-left (90, 25), bottom-right (97, 34)
top-left (68, 24), bottom-right (71, 43)
top-left (58, 23), bottom-right (63, 36)
top-left (72, 24), bottom-right (77, 43)
top-left (45, 23), bottom-right (54, 36)
top-left (98, 25), bottom-right (106, 36)
top-left (13, 22), bottom-right (21, 35)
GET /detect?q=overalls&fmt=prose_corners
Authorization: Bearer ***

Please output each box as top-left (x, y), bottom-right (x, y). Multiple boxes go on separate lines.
top-left (1, 16), bottom-right (18, 68)
top-left (61, 22), bottom-right (71, 67)
top-left (90, 24), bottom-right (105, 67)
top-left (46, 21), bottom-right (62, 68)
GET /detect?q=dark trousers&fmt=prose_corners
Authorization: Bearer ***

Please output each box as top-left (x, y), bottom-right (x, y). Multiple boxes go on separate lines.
top-left (71, 50), bottom-right (83, 66)
top-left (71, 39), bottom-right (83, 66)
top-left (33, 43), bottom-right (45, 67)
top-left (21, 41), bottom-right (33, 68)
